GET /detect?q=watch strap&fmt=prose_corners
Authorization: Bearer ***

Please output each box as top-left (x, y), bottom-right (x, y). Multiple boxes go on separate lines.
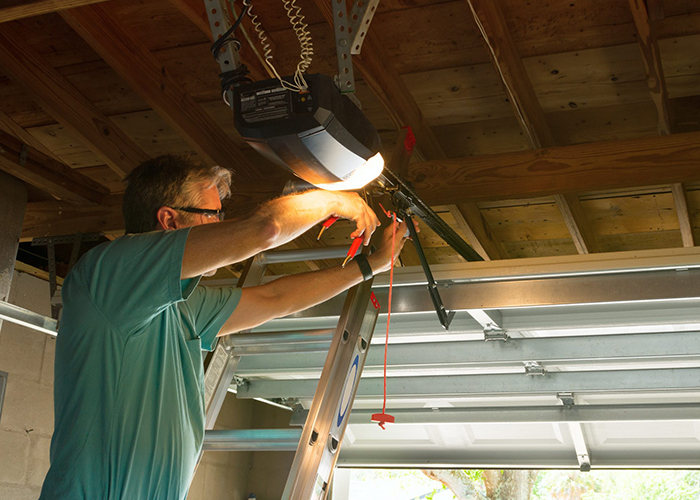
top-left (353, 253), bottom-right (373, 281)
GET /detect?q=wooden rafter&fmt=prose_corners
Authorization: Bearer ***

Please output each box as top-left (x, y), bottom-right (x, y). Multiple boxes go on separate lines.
top-left (554, 194), bottom-right (600, 254)
top-left (0, 22), bottom-right (150, 178)
top-left (671, 181), bottom-right (695, 248)
top-left (628, 0), bottom-right (671, 135)
top-left (646, 0), bottom-right (665, 22)
top-left (465, 0), bottom-right (554, 150)
top-left (0, 109), bottom-right (61, 161)
top-left (628, 0), bottom-right (694, 247)
top-left (466, 0), bottom-right (598, 254)
top-left (450, 203), bottom-right (507, 260)
top-left (0, 129), bottom-right (109, 205)
top-left (0, 0), bottom-right (107, 22)
top-left (23, 171), bottom-right (293, 240)
top-left (168, 0), bottom-right (272, 82)
top-left (21, 196), bottom-right (124, 241)
top-left (409, 130), bottom-right (700, 205)
top-left (60, 3), bottom-right (261, 182)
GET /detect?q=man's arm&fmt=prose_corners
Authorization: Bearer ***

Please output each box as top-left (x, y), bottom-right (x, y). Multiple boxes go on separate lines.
top-left (218, 219), bottom-right (410, 335)
top-left (181, 190), bottom-right (379, 279)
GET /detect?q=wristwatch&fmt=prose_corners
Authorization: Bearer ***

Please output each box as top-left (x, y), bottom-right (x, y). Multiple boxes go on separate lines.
top-left (353, 254), bottom-right (373, 281)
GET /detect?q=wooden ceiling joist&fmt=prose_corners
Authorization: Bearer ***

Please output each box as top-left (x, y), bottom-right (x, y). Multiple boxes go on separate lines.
top-left (628, 0), bottom-right (671, 135)
top-left (24, 170), bottom-right (294, 240)
top-left (628, 0), bottom-right (694, 247)
top-left (465, 0), bottom-right (554, 150)
top-left (60, 3), bottom-right (261, 182)
top-left (0, 22), bottom-right (150, 178)
top-left (466, 0), bottom-right (598, 254)
top-left (554, 194), bottom-right (600, 254)
top-left (0, 129), bottom-right (109, 205)
top-left (0, 109), bottom-right (61, 161)
top-left (450, 203), bottom-right (507, 260)
top-left (409, 130), bottom-right (700, 206)
top-left (21, 195), bottom-right (123, 241)
top-left (0, 0), bottom-right (108, 23)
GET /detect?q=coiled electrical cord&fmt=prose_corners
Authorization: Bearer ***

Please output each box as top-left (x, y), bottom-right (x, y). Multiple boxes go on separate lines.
top-left (282, 0), bottom-right (313, 91)
top-left (244, 0), bottom-right (313, 93)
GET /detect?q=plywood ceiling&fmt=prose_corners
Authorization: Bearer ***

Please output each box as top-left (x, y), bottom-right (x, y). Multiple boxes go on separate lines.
top-left (1, 0), bottom-right (700, 275)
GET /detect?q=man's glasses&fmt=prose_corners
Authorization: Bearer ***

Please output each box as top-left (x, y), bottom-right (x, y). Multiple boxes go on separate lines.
top-left (171, 206), bottom-right (225, 221)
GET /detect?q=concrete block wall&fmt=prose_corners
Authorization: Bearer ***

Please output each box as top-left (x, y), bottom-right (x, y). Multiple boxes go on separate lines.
top-left (188, 395), bottom-right (256, 500)
top-left (0, 272), bottom-right (54, 500)
top-left (246, 402), bottom-right (296, 500)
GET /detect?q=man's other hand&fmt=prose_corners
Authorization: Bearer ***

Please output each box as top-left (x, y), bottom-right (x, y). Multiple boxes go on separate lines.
top-left (368, 218), bottom-right (419, 274)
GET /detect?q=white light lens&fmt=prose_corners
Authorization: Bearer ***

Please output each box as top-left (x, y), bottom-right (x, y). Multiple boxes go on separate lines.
top-left (314, 152), bottom-right (384, 191)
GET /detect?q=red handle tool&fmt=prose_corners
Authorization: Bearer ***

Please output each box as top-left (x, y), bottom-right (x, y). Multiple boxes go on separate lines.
top-left (318, 216), bottom-right (364, 267)
top-left (341, 237), bottom-right (363, 268)
top-left (317, 216), bottom-right (339, 240)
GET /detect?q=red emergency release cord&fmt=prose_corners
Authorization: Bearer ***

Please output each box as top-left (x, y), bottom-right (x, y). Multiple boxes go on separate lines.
top-left (372, 204), bottom-right (397, 430)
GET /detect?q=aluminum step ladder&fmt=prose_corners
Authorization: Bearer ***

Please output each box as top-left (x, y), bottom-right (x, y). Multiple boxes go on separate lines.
top-left (199, 245), bottom-right (380, 500)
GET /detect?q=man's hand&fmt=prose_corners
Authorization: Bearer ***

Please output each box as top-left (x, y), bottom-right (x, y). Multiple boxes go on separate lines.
top-left (368, 218), bottom-right (419, 274)
top-left (325, 191), bottom-right (381, 246)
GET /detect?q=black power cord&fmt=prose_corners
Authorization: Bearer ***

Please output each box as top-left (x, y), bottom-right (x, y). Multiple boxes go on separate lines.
top-left (211, 2), bottom-right (252, 94)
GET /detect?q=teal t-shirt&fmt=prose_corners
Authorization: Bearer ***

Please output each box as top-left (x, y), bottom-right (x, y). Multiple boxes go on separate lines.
top-left (39, 228), bottom-right (241, 500)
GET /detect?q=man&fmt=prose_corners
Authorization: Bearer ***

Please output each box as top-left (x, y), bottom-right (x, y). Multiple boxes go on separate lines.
top-left (40, 155), bottom-right (411, 500)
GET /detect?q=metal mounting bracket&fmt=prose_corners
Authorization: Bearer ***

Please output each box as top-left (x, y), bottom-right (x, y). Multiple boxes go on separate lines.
top-left (524, 361), bottom-right (546, 376)
top-left (332, 0), bottom-right (356, 93)
top-left (557, 392), bottom-right (575, 407)
top-left (483, 327), bottom-right (509, 342)
top-left (349, 0), bottom-right (380, 55)
top-left (204, 0), bottom-right (244, 106)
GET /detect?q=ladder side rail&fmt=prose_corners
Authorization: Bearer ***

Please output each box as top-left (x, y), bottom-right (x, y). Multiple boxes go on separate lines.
top-left (281, 278), bottom-right (379, 500)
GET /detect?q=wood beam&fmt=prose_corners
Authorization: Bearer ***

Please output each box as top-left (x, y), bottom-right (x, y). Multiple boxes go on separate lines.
top-left (466, 0), bottom-right (599, 254)
top-left (408, 131), bottom-right (700, 206)
top-left (60, 3), bottom-right (261, 182)
top-left (0, 109), bottom-right (60, 161)
top-left (0, 129), bottom-right (109, 205)
top-left (628, 0), bottom-right (694, 246)
top-left (0, 0), bottom-right (107, 23)
top-left (168, 0), bottom-right (271, 82)
top-left (449, 204), bottom-right (507, 260)
top-left (21, 196), bottom-right (124, 241)
top-left (554, 193), bottom-right (600, 254)
top-left (22, 170), bottom-right (293, 240)
top-left (311, 0), bottom-right (446, 161)
top-left (628, 0), bottom-right (671, 135)
top-left (465, 0), bottom-right (554, 150)
top-left (671, 183), bottom-right (695, 247)
top-left (0, 22), bottom-right (149, 178)
top-left (646, 0), bottom-right (665, 23)
top-left (390, 127), bottom-right (413, 178)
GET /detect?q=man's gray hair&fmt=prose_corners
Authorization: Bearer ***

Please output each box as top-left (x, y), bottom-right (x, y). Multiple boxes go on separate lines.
top-left (122, 155), bottom-right (232, 234)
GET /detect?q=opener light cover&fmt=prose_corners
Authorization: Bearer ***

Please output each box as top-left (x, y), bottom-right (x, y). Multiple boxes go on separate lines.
top-left (233, 74), bottom-right (383, 191)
